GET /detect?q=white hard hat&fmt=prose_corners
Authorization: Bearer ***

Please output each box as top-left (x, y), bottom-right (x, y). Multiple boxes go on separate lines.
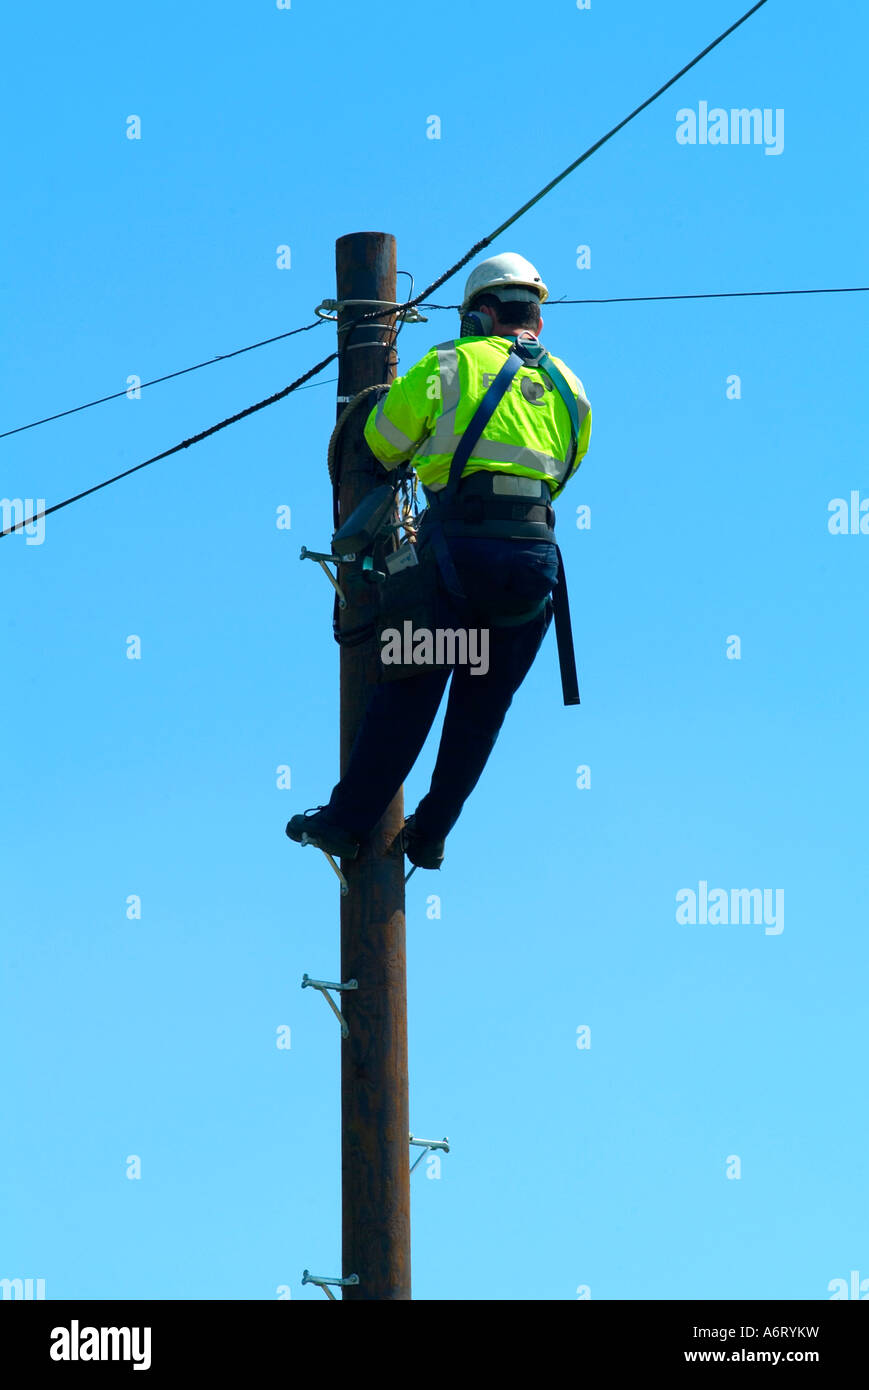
top-left (461, 252), bottom-right (549, 312)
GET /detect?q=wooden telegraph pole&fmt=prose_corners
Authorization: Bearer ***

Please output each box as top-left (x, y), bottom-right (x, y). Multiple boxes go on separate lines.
top-left (334, 232), bottom-right (411, 1300)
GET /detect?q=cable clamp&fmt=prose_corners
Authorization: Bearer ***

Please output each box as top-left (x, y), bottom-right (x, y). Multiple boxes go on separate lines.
top-left (409, 1133), bottom-right (450, 1176)
top-left (301, 1270), bottom-right (360, 1300)
top-left (301, 974), bottom-right (358, 1038)
top-left (314, 297), bottom-right (428, 324)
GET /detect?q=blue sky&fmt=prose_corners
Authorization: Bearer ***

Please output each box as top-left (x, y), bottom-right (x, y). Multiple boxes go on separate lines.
top-left (2, 0), bottom-right (866, 1301)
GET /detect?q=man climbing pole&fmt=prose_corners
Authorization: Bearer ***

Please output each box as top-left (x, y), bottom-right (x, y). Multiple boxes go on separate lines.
top-left (287, 251), bottom-right (592, 872)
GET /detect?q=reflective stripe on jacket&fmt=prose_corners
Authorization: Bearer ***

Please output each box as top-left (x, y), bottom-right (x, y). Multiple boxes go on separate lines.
top-left (362, 335), bottom-right (591, 499)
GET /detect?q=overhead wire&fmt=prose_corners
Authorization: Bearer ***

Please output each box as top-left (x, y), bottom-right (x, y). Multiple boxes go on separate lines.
top-left (418, 286), bottom-right (869, 310)
top-left (1, 318), bottom-right (328, 441)
top-left (521, 287), bottom-right (869, 307)
top-left (349, 0), bottom-right (773, 325)
top-left (0, 351), bottom-right (339, 538)
top-left (1, 0), bottom-right (775, 541)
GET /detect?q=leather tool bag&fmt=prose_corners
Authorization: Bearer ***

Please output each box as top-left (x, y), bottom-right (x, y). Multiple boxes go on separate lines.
top-left (374, 538), bottom-right (449, 682)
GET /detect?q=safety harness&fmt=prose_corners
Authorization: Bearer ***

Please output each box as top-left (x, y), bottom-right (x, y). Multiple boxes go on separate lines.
top-left (422, 335), bottom-right (581, 706)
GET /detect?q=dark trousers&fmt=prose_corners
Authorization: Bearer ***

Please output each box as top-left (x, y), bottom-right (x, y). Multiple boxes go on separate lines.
top-left (325, 537), bottom-right (558, 842)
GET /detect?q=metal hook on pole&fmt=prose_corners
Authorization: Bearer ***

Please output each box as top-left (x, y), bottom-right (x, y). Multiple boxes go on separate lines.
top-left (301, 974), bottom-right (358, 1038)
top-left (409, 1134), bottom-right (450, 1176)
top-left (302, 1270), bottom-right (360, 1300)
top-left (299, 545), bottom-right (348, 609)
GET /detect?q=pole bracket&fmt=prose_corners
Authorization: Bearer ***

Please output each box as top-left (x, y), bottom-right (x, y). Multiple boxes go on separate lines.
top-left (301, 1269), bottom-right (360, 1300)
top-left (292, 813), bottom-right (350, 894)
top-left (302, 974), bottom-right (358, 1038)
top-left (300, 545), bottom-right (348, 608)
top-left (409, 1133), bottom-right (450, 1175)
top-left (296, 836), bottom-right (349, 895)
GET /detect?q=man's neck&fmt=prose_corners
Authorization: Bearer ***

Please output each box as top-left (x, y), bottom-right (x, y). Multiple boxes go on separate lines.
top-left (492, 328), bottom-right (539, 341)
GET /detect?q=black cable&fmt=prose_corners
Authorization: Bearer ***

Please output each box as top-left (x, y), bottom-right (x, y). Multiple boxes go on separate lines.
top-left (549, 286), bottom-right (869, 305)
top-left (0, 352), bottom-right (339, 539)
top-left (483, 2), bottom-right (771, 248)
top-left (351, 0), bottom-right (771, 326)
top-left (1, 2), bottom-right (772, 539)
top-left (14, 274), bottom-right (857, 541)
top-left (0, 318), bottom-right (328, 440)
top-left (419, 286), bottom-right (869, 310)
top-left (387, 269), bottom-right (415, 364)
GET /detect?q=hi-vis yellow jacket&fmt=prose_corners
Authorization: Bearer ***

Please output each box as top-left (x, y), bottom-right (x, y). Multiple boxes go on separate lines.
top-left (363, 335), bottom-right (591, 500)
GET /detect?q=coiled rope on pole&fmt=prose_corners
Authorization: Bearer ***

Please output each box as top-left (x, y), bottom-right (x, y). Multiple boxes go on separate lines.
top-left (327, 385), bottom-right (391, 490)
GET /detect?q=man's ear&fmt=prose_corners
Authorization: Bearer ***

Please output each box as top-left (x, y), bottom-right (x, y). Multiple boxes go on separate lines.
top-left (537, 315), bottom-right (544, 335)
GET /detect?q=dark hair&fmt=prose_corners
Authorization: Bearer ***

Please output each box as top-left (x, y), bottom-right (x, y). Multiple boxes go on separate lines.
top-left (471, 291), bottom-right (541, 331)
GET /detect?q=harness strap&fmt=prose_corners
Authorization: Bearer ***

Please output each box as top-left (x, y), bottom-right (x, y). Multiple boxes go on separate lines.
top-left (536, 352), bottom-right (580, 487)
top-left (552, 545), bottom-right (580, 706)
top-left (427, 347), bottom-right (524, 603)
top-left (424, 337), bottom-right (581, 706)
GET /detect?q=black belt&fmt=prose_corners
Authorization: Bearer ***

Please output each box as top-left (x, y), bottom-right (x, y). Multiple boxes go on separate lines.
top-left (424, 475), bottom-right (556, 537)
top-left (439, 517), bottom-right (555, 541)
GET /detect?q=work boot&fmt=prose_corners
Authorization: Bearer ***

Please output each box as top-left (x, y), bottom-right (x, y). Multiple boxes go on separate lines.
top-left (286, 807), bottom-right (360, 860)
top-left (398, 814), bottom-right (445, 870)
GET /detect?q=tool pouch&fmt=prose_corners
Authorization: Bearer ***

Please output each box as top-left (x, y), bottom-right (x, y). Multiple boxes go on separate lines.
top-left (374, 540), bottom-right (450, 682)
